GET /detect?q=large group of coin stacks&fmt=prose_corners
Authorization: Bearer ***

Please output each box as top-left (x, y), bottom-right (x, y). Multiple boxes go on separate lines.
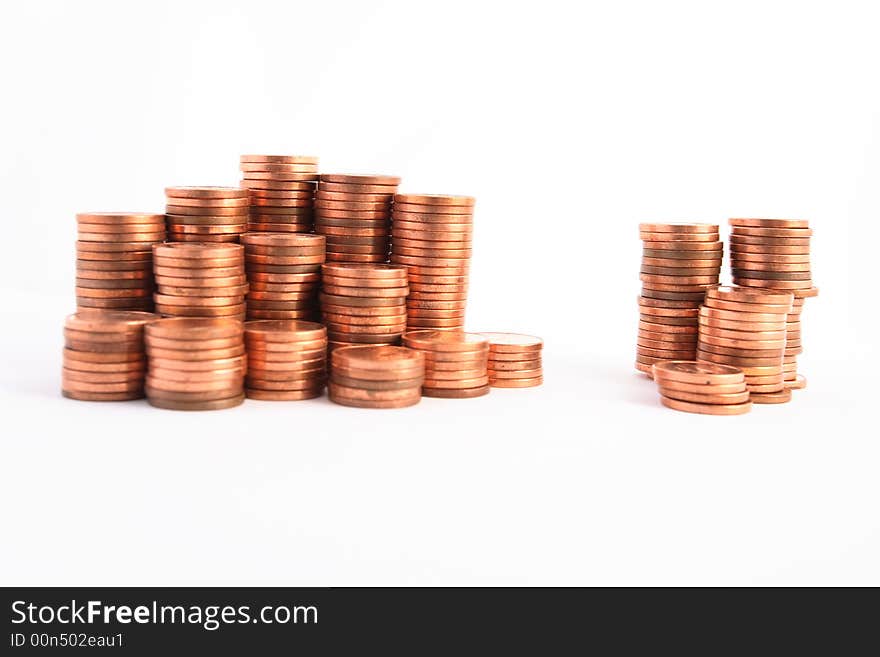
top-left (635, 219), bottom-right (817, 415)
top-left (62, 154), bottom-right (544, 410)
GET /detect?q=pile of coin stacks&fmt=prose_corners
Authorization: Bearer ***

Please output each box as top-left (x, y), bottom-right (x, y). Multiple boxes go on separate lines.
top-left (244, 320), bottom-right (328, 401)
top-left (390, 194), bottom-right (474, 331)
top-left (401, 330), bottom-right (490, 398)
top-left (697, 286), bottom-right (794, 404)
top-left (164, 187), bottom-right (249, 243)
top-left (62, 310), bottom-right (159, 401)
top-left (76, 213), bottom-right (166, 311)
top-left (728, 218), bottom-right (817, 390)
top-left (239, 155), bottom-right (319, 233)
top-left (241, 233), bottom-right (325, 321)
top-left (636, 223), bottom-right (723, 376)
top-left (153, 243), bottom-right (247, 319)
top-left (479, 332), bottom-right (544, 388)
top-left (315, 174), bottom-right (400, 262)
top-left (144, 318), bottom-right (246, 411)
top-left (320, 264), bottom-right (408, 350)
top-left (651, 361), bottom-right (752, 415)
top-left (329, 345), bottom-right (425, 409)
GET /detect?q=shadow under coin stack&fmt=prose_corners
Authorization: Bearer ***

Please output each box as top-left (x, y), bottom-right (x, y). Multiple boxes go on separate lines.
top-left (241, 233), bottom-right (325, 321)
top-left (239, 155), bottom-right (319, 233)
top-left (390, 194), bottom-right (474, 331)
top-left (479, 332), bottom-right (544, 388)
top-left (329, 345), bottom-right (425, 409)
top-left (315, 174), bottom-right (400, 263)
top-left (244, 320), bottom-right (328, 401)
top-left (164, 187), bottom-right (249, 243)
top-left (651, 361), bottom-right (752, 415)
top-left (636, 223), bottom-right (722, 377)
top-left (62, 310), bottom-right (159, 401)
top-left (401, 330), bottom-right (490, 399)
top-left (75, 213), bottom-right (166, 311)
top-left (145, 318), bottom-right (245, 411)
top-left (728, 218), bottom-right (818, 390)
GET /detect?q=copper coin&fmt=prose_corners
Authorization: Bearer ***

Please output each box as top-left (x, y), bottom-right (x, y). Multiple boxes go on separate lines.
top-left (391, 201), bottom-right (472, 214)
top-left (655, 378), bottom-right (747, 395)
top-left (247, 223), bottom-right (313, 233)
top-left (315, 190), bottom-right (394, 202)
top-left (78, 231), bottom-right (166, 243)
top-left (76, 241), bottom-right (156, 253)
top-left (241, 232), bottom-right (324, 247)
top-left (323, 313), bottom-right (407, 327)
top-left (326, 330), bottom-right (404, 344)
top-left (731, 225), bottom-right (813, 237)
top-left (243, 171), bottom-right (317, 182)
top-left (638, 321), bottom-right (698, 335)
top-left (660, 396), bottom-right (751, 415)
top-left (331, 365), bottom-right (424, 382)
top-left (484, 366), bottom-right (542, 380)
top-left (241, 154), bottom-right (318, 165)
top-left (63, 357), bottom-right (145, 373)
top-left (320, 173), bottom-right (400, 186)
top-left (402, 330), bottom-right (487, 352)
top-left (639, 231), bottom-right (719, 242)
top-left (421, 384), bottom-right (491, 398)
top-left (660, 387), bottom-right (751, 405)
top-left (730, 252), bottom-right (811, 264)
top-left (65, 310), bottom-right (158, 332)
top-left (394, 194), bottom-right (474, 207)
top-left (322, 263), bottom-right (405, 279)
top-left (392, 219), bottom-right (472, 233)
top-left (239, 161), bottom-right (318, 173)
top-left (76, 297), bottom-right (153, 309)
top-left (328, 374), bottom-right (420, 391)
top-left (75, 220), bottom-right (165, 233)
top-left (641, 257), bottom-right (721, 268)
top-left (168, 224), bottom-right (245, 236)
top-left (146, 317), bottom-right (242, 340)
top-left (641, 248), bottom-right (722, 260)
top-left (243, 388), bottom-right (321, 401)
top-left (165, 186), bottom-right (246, 199)
top-left (77, 259), bottom-right (153, 272)
top-left (61, 376), bottom-right (143, 393)
top-left (406, 319), bottom-right (465, 329)
top-left (328, 381), bottom-right (422, 403)
top-left (76, 212), bottom-right (165, 223)
top-left (728, 244), bottom-right (811, 255)
top-left (640, 289), bottom-right (707, 302)
top-left (489, 377), bottom-right (542, 388)
top-left (242, 179), bottom-right (315, 191)
top-left (146, 343), bottom-right (246, 361)
top-left (324, 253), bottom-right (388, 263)
top-left (154, 294), bottom-right (244, 308)
top-left (243, 319), bottom-right (325, 340)
top-left (732, 277), bottom-right (813, 290)
top-left (244, 375), bottom-right (324, 391)
top-left (319, 293), bottom-right (404, 307)
top-left (246, 309), bottom-right (318, 320)
top-left (246, 299), bottom-right (316, 311)
top-left (147, 393), bottom-right (244, 411)
top-left (638, 222), bottom-right (718, 233)
top-left (62, 366), bottom-right (144, 383)
top-left (637, 347), bottom-right (698, 360)
top-left (332, 344), bottom-right (424, 368)
top-left (651, 360), bottom-right (744, 385)
top-left (729, 218), bottom-right (810, 229)
top-left (62, 389), bottom-right (143, 401)
top-left (696, 351), bottom-right (782, 368)
top-left (705, 286), bottom-right (793, 306)
top-left (315, 199), bottom-right (390, 211)
top-left (320, 303), bottom-right (405, 317)
top-left (318, 182), bottom-right (397, 196)
top-left (698, 334), bottom-right (785, 350)
top-left (329, 393), bottom-right (421, 409)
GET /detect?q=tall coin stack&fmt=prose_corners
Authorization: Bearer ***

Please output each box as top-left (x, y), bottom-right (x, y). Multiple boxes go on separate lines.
top-left (401, 330), bottom-right (490, 399)
top-left (244, 320), bottom-right (328, 401)
top-left (479, 333), bottom-right (544, 388)
top-left (315, 174), bottom-right (400, 263)
top-left (241, 233), bottom-right (325, 321)
top-left (636, 223), bottom-right (723, 376)
top-left (239, 155), bottom-right (319, 233)
top-left (145, 318), bottom-right (246, 411)
top-left (329, 345), bottom-right (425, 409)
top-left (390, 194), bottom-right (474, 331)
top-left (164, 187), bottom-right (249, 243)
top-left (76, 212), bottom-right (166, 311)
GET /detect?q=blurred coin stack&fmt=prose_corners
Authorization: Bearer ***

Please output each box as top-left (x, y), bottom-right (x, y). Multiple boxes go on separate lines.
top-left (329, 345), bottom-right (425, 409)
top-left (390, 194), bottom-right (474, 331)
top-left (320, 264), bottom-right (408, 350)
top-left (479, 333), bottom-right (544, 388)
top-left (239, 155), bottom-right (319, 233)
top-left (401, 330), bottom-right (490, 398)
top-left (636, 223), bottom-right (722, 376)
top-left (244, 320), bottom-right (328, 401)
top-left (315, 174), bottom-right (400, 262)
top-left (651, 361), bottom-right (752, 415)
top-left (76, 212), bottom-right (166, 311)
top-left (241, 233), bottom-right (325, 321)
top-left (145, 318), bottom-right (245, 411)
top-left (164, 187), bottom-right (249, 243)
top-left (153, 243), bottom-right (247, 319)
top-left (62, 310), bottom-right (159, 401)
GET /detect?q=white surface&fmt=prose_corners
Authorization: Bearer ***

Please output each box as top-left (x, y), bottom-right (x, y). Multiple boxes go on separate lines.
top-left (1, 0), bottom-right (878, 586)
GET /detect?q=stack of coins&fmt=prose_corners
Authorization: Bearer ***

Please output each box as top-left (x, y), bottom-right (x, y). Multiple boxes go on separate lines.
top-left (651, 361), bottom-right (752, 415)
top-left (401, 330), bottom-right (490, 398)
top-left (244, 320), bottom-right (327, 401)
top-left (241, 233), bottom-right (325, 321)
top-left (328, 345), bottom-right (425, 409)
top-left (636, 223), bottom-right (723, 376)
top-left (62, 310), bottom-right (159, 401)
top-left (239, 155), bottom-right (319, 233)
top-left (76, 213), bottom-right (165, 311)
top-left (697, 286), bottom-right (794, 404)
top-left (164, 187), bottom-right (249, 243)
top-left (320, 264), bottom-right (408, 350)
top-left (145, 318), bottom-right (245, 410)
top-left (315, 174), bottom-right (400, 262)
top-left (390, 194), bottom-right (474, 331)
top-left (153, 243), bottom-right (247, 319)
top-left (479, 333), bottom-right (544, 388)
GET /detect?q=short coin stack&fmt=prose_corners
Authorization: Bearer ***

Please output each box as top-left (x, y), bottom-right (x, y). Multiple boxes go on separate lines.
top-left (244, 320), bottom-right (328, 401)
top-left (651, 361), bottom-right (752, 415)
top-left (62, 310), bottom-right (159, 401)
top-left (401, 330), bottom-right (490, 398)
top-left (239, 155), bottom-right (319, 233)
top-left (145, 318), bottom-right (246, 411)
top-left (76, 213), bottom-right (166, 311)
top-left (329, 345), bottom-right (425, 409)
top-left (636, 223), bottom-right (722, 376)
top-left (479, 332), bottom-right (544, 388)
top-left (164, 187), bottom-right (249, 243)
top-left (390, 194), bottom-right (474, 331)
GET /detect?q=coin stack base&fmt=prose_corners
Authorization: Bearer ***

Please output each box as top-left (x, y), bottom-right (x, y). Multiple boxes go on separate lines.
top-left (479, 332), bottom-right (543, 388)
top-left (652, 361), bottom-right (752, 415)
top-left (329, 345), bottom-right (425, 408)
top-left (402, 330), bottom-right (490, 398)
top-left (239, 155), bottom-right (319, 233)
top-left (244, 320), bottom-right (328, 400)
top-left (165, 187), bottom-right (249, 243)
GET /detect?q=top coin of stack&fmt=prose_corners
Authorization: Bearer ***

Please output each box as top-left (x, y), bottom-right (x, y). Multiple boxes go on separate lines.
top-left (651, 360), bottom-right (752, 415)
top-left (164, 187), bottom-right (249, 243)
top-left (328, 345), bottom-right (425, 409)
top-left (478, 332), bottom-right (544, 388)
top-left (239, 155), bottom-right (319, 233)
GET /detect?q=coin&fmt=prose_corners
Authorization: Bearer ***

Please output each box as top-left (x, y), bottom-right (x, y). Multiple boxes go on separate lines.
top-left (660, 396), bottom-right (752, 415)
top-left (421, 384), bottom-right (491, 398)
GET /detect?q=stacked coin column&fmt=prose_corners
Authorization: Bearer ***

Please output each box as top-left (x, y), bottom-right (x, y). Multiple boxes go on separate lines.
top-left (164, 187), bottom-right (249, 243)
top-left (239, 155), bottom-right (319, 233)
top-left (329, 345), bottom-right (425, 409)
top-left (479, 332), bottom-right (544, 388)
top-left (651, 361), bottom-right (752, 415)
top-left (401, 330), bottom-right (490, 399)
top-left (244, 320), bottom-right (328, 401)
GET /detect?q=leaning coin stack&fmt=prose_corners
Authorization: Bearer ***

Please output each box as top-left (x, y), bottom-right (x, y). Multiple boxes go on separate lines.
top-left (320, 264), bottom-right (408, 350)
top-left (651, 361), bottom-right (752, 415)
top-left (239, 155), bottom-right (319, 233)
top-left (164, 186), bottom-right (249, 243)
top-left (479, 332), bottom-right (544, 388)
top-left (241, 233), bottom-right (325, 321)
top-left (636, 223), bottom-right (722, 376)
top-left (144, 318), bottom-right (245, 410)
top-left (315, 174), bottom-right (400, 263)
top-left (244, 320), bottom-right (328, 401)
top-left (390, 194), bottom-right (474, 331)
top-left (329, 345), bottom-right (425, 409)
top-left (62, 310), bottom-right (159, 401)
top-left (697, 286), bottom-right (794, 404)
top-left (76, 212), bottom-right (166, 311)
top-left (401, 330), bottom-right (490, 398)
top-left (153, 243), bottom-right (247, 319)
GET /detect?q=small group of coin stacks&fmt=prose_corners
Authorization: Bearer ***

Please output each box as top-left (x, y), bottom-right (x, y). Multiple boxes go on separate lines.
top-left (480, 333), bottom-right (544, 388)
top-left (76, 213), bottom-right (166, 311)
top-left (241, 233), bottom-right (325, 321)
top-left (165, 186), bottom-right (249, 243)
top-left (651, 361), bottom-right (752, 415)
top-left (239, 155), bottom-right (319, 233)
top-left (391, 194), bottom-right (474, 331)
top-left (328, 345), bottom-right (426, 408)
top-left (636, 223), bottom-right (723, 376)
top-left (244, 320), bottom-right (328, 401)
top-left (401, 330), bottom-right (490, 398)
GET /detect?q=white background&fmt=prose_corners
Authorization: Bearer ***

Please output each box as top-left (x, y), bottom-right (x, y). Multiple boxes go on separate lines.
top-left (1, 0), bottom-right (878, 585)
